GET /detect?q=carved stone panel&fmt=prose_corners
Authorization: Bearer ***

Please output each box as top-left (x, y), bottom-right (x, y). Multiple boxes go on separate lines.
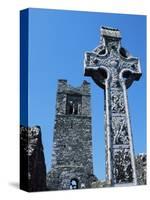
top-left (111, 80), bottom-right (121, 88)
top-left (113, 148), bottom-right (133, 184)
top-left (111, 90), bottom-right (125, 114)
top-left (105, 40), bottom-right (120, 52)
top-left (111, 117), bottom-right (129, 145)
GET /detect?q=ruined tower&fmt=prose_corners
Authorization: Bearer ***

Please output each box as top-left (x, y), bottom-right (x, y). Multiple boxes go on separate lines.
top-left (47, 80), bottom-right (97, 190)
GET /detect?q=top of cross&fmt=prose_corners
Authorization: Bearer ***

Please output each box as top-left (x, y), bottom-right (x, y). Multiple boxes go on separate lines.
top-left (84, 26), bottom-right (142, 89)
top-left (101, 26), bottom-right (121, 39)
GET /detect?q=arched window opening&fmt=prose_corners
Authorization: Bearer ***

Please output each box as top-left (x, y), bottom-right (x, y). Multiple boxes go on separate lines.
top-left (74, 103), bottom-right (78, 115)
top-left (69, 101), bottom-right (73, 114)
top-left (66, 94), bottom-right (82, 115)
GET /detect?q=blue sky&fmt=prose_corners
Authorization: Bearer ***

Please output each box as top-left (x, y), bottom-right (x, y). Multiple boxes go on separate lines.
top-left (27, 8), bottom-right (146, 180)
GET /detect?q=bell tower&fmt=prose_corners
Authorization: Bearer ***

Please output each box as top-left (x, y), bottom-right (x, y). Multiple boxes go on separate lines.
top-left (47, 80), bottom-right (97, 190)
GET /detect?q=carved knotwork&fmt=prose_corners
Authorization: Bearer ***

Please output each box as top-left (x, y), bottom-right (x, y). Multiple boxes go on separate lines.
top-left (112, 117), bottom-right (129, 145)
top-left (111, 80), bottom-right (121, 88)
top-left (111, 90), bottom-right (125, 113)
top-left (113, 148), bottom-right (133, 184)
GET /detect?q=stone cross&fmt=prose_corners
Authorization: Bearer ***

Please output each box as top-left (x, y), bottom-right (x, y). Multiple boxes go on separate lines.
top-left (84, 26), bottom-right (142, 186)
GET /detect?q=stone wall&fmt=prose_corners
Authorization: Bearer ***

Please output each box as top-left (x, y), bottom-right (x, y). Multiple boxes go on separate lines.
top-left (20, 126), bottom-right (47, 192)
top-left (135, 153), bottom-right (147, 185)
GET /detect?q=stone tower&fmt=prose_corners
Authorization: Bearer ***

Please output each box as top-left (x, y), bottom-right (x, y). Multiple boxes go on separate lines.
top-left (84, 27), bottom-right (141, 186)
top-left (47, 80), bottom-right (97, 190)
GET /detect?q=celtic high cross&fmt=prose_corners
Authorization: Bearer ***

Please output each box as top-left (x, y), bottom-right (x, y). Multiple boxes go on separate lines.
top-left (84, 27), bottom-right (142, 186)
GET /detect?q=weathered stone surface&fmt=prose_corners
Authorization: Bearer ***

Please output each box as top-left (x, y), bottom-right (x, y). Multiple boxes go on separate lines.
top-left (20, 125), bottom-right (47, 192)
top-left (91, 153), bottom-right (147, 188)
top-left (47, 80), bottom-right (97, 190)
top-left (91, 180), bottom-right (110, 188)
top-left (84, 26), bottom-right (142, 186)
top-left (135, 153), bottom-right (147, 185)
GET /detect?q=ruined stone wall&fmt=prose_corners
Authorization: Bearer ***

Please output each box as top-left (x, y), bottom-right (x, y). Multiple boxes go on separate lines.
top-left (20, 126), bottom-right (47, 192)
top-left (135, 153), bottom-right (147, 185)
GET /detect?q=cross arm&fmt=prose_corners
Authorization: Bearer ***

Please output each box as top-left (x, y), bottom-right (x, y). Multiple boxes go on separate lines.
top-left (119, 56), bottom-right (142, 88)
top-left (84, 52), bottom-right (109, 89)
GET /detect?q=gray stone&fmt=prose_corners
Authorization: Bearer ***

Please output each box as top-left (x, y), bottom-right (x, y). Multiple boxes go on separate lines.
top-left (47, 80), bottom-right (97, 190)
top-left (84, 26), bottom-right (142, 186)
top-left (135, 153), bottom-right (147, 185)
top-left (20, 125), bottom-right (47, 192)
